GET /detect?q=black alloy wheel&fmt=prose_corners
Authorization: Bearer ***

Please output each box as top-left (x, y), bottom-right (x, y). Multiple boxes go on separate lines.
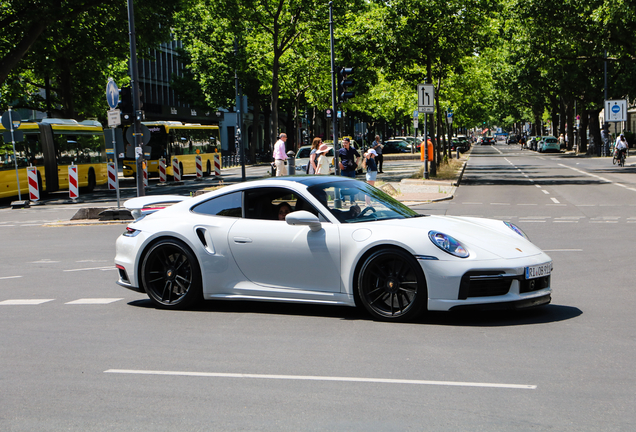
top-left (358, 249), bottom-right (426, 321)
top-left (141, 239), bottom-right (202, 309)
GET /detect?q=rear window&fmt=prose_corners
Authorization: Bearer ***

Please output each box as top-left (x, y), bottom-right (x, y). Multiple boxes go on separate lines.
top-left (546, 138), bottom-right (557, 143)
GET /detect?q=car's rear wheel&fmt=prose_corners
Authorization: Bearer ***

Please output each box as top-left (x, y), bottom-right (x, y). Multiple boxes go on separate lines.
top-left (358, 248), bottom-right (426, 321)
top-left (141, 239), bottom-right (202, 309)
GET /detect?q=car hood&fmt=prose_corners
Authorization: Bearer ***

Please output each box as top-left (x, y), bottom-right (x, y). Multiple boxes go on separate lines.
top-left (367, 215), bottom-right (543, 259)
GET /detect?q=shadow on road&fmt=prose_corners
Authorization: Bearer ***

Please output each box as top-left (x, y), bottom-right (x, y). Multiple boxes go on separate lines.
top-left (128, 298), bottom-right (581, 326)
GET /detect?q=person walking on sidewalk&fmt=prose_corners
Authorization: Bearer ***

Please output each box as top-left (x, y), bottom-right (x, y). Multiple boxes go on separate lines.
top-left (372, 135), bottom-right (384, 173)
top-left (365, 149), bottom-right (378, 186)
top-left (338, 137), bottom-right (360, 178)
top-left (273, 133), bottom-right (288, 176)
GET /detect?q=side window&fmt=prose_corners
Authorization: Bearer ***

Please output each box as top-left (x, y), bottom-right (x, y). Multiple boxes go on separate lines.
top-left (243, 187), bottom-right (323, 221)
top-left (192, 191), bottom-right (242, 217)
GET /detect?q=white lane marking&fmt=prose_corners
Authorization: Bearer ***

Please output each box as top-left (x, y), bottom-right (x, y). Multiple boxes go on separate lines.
top-left (519, 216), bottom-right (551, 219)
top-left (535, 184), bottom-right (542, 188)
top-left (558, 164), bottom-right (613, 183)
top-left (615, 183), bottom-right (627, 188)
top-left (63, 266), bottom-right (117, 272)
top-left (543, 249), bottom-right (583, 252)
top-left (575, 204), bottom-right (595, 207)
top-left (517, 203), bottom-right (538, 206)
top-left (65, 298), bottom-right (123, 305)
top-left (0, 225), bottom-right (16, 227)
top-left (490, 203), bottom-right (510, 205)
top-left (20, 224), bottom-right (42, 227)
top-left (0, 276), bottom-right (22, 280)
top-left (0, 299), bottom-right (55, 305)
top-left (550, 197), bottom-right (560, 203)
top-left (30, 259), bottom-right (59, 264)
top-left (104, 369), bottom-right (537, 390)
top-left (542, 190), bottom-right (550, 195)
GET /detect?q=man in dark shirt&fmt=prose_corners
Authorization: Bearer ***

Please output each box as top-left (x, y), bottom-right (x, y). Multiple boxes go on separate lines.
top-left (338, 137), bottom-right (360, 178)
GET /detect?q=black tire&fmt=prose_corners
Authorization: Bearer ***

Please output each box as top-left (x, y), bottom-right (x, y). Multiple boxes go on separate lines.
top-left (357, 248), bottom-right (426, 321)
top-left (141, 238), bottom-right (202, 309)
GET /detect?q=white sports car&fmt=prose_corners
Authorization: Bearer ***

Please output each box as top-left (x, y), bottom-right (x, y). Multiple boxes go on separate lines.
top-left (114, 177), bottom-right (552, 321)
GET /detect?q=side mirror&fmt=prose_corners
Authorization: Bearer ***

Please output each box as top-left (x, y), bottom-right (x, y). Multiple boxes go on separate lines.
top-left (286, 210), bottom-right (322, 232)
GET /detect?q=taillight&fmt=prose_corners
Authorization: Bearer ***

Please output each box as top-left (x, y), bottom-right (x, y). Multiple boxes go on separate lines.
top-left (123, 227), bottom-right (140, 237)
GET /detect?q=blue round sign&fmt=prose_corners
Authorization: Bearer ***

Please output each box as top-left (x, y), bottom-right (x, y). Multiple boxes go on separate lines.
top-left (611, 104), bottom-right (620, 113)
top-left (106, 79), bottom-right (119, 110)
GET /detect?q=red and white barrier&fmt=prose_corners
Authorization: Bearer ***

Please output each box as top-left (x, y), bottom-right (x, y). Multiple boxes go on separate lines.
top-left (195, 155), bottom-right (203, 179)
top-left (172, 158), bottom-right (181, 182)
top-left (68, 165), bottom-right (79, 200)
top-left (159, 158), bottom-right (166, 183)
top-left (143, 162), bottom-right (148, 187)
top-left (214, 153), bottom-right (221, 177)
top-left (107, 162), bottom-right (116, 190)
top-left (27, 167), bottom-right (40, 201)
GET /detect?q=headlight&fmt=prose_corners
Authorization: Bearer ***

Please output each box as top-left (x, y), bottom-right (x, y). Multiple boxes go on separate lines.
top-left (504, 221), bottom-right (529, 240)
top-left (428, 231), bottom-right (469, 258)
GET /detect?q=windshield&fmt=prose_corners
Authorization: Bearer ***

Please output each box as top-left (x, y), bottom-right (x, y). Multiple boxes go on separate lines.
top-left (307, 180), bottom-right (420, 223)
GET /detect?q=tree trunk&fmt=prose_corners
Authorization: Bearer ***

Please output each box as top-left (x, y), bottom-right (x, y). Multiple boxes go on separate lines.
top-left (565, 98), bottom-right (574, 151)
top-left (588, 109), bottom-right (602, 155)
top-left (269, 50), bottom-right (281, 148)
top-left (577, 101), bottom-right (589, 153)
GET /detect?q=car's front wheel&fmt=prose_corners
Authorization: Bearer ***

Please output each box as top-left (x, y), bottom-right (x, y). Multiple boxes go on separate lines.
top-left (358, 248), bottom-right (426, 321)
top-left (141, 239), bottom-right (202, 309)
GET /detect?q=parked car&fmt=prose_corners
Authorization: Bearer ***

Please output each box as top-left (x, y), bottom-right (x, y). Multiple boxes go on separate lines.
top-left (538, 136), bottom-right (560, 153)
top-left (393, 136), bottom-right (419, 149)
top-left (115, 176), bottom-right (553, 321)
top-left (383, 139), bottom-right (410, 153)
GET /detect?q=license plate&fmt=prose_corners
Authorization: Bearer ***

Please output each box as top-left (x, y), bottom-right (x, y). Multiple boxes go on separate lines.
top-left (525, 262), bottom-right (552, 279)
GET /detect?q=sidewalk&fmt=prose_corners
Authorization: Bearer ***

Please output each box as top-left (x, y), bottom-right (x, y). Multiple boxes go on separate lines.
top-left (376, 154), bottom-right (467, 204)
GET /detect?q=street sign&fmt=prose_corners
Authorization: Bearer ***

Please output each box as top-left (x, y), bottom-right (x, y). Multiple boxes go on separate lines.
top-left (1, 110), bottom-right (21, 130)
top-left (417, 84), bottom-right (435, 113)
top-left (413, 110), bottom-right (419, 119)
top-left (107, 109), bottom-right (121, 128)
top-left (106, 79), bottom-right (120, 110)
top-left (605, 99), bottom-right (626, 122)
top-left (413, 119), bottom-right (419, 129)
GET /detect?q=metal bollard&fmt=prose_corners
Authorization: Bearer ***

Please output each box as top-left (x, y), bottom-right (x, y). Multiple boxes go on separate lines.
top-left (456, 147), bottom-right (460, 159)
top-left (287, 150), bottom-right (295, 176)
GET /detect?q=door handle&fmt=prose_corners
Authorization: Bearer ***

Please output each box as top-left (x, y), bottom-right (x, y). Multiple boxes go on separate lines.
top-left (233, 237), bottom-right (252, 244)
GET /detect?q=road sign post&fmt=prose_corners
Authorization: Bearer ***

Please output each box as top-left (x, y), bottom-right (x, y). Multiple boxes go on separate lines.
top-left (106, 79), bottom-right (122, 208)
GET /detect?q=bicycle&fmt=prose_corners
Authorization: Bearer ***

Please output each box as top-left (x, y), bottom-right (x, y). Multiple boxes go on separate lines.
top-left (614, 149), bottom-right (626, 167)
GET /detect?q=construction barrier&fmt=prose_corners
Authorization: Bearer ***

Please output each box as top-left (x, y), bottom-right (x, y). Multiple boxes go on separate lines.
top-left (27, 166), bottom-right (39, 201)
top-left (68, 165), bottom-right (79, 200)
top-left (143, 161), bottom-right (148, 187)
top-left (172, 158), bottom-right (181, 182)
top-left (159, 158), bottom-right (166, 183)
top-left (107, 162), bottom-right (117, 190)
top-left (214, 153), bottom-right (221, 176)
top-left (195, 155), bottom-right (203, 179)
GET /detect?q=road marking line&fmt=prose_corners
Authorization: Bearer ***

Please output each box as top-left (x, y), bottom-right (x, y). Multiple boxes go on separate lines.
top-left (535, 184), bottom-right (542, 188)
top-left (542, 190), bottom-right (550, 194)
top-left (103, 369), bottom-right (537, 390)
top-left (0, 299), bottom-right (55, 305)
top-left (550, 197), bottom-right (560, 203)
top-left (615, 183), bottom-right (627, 188)
top-left (65, 298), bottom-right (123, 305)
top-left (30, 259), bottom-right (60, 264)
top-left (0, 275), bottom-right (22, 280)
top-left (517, 203), bottom-right (537, 206)
top-left (63, 266), bottom-right (117, 272)
top-left (490, 203), bottom-right (510, 205)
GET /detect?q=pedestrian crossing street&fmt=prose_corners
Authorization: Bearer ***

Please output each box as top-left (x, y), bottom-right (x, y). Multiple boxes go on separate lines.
top-left (0, 298), bottom-right (125, 305)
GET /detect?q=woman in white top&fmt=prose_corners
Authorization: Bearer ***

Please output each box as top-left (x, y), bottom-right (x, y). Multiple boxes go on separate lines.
top-left (315, 144), bottom-right (331, 174)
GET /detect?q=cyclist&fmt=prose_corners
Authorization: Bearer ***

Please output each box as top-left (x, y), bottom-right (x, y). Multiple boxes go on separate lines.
top-left (616, 135), bottom-right (628, 165)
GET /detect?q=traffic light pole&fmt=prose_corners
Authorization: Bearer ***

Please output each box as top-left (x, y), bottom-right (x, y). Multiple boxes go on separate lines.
top-left (329, 2), bottom-right (340, 177)
top-left (127, 0), bottom-right (145, 197)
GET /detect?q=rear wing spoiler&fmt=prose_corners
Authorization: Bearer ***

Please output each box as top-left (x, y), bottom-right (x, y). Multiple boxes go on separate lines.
top-left (124, 195), bottom-right (188, 220)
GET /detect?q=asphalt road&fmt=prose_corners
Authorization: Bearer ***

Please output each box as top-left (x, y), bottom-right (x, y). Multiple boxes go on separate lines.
top-left (1, 145), bottom-right (635, 431)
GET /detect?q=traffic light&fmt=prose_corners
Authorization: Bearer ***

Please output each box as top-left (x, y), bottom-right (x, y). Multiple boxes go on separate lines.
top-left (119, 86), bottom-right (133, 125)
top-left (338, 67), bottom-right (355, 103)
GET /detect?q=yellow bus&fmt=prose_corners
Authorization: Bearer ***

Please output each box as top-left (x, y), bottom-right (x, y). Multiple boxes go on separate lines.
top-left (0, 118), bottom-right (107, 199)
top-left (121, 122), bottom-right (220, 178)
